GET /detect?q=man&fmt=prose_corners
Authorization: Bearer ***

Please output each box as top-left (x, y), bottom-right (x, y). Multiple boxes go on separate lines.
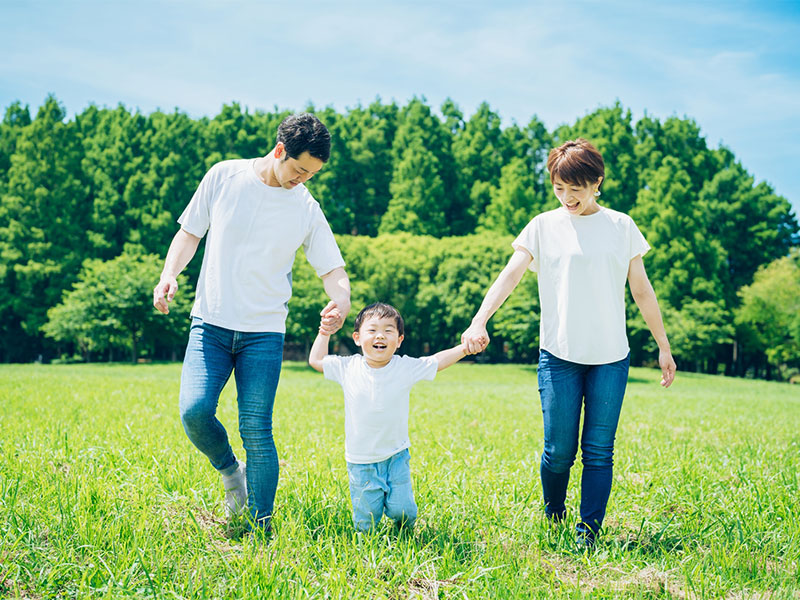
top-left (153, 113), bottom-right (350, 533)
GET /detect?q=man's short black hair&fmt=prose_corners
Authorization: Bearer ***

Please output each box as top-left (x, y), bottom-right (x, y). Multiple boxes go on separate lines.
top-left (276, 113), bottom-right (331, 162)
top-left (354, 302), bottom-right (404, 337)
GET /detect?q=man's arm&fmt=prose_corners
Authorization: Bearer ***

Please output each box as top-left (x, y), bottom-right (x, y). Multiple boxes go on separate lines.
top-left (153, 228), bottom-right (202, 314)
top-left (431, 343), bottom-right (469, 372)
top-left (319, 266), bottom-right (351, 333)
top-left (628, 255), bottom-right (676, 388)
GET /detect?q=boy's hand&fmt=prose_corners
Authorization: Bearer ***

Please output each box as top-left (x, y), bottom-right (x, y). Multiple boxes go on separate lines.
top-left (319, 307), bottom-right (342, 336)
top-left (461, 323), bottom-right (489, 354)
top-left (320, 300), bottom-right (346, 334)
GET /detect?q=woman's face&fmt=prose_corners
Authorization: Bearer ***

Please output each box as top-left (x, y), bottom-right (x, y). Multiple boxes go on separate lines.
top-left (552, 175), bottom-right (603, 216)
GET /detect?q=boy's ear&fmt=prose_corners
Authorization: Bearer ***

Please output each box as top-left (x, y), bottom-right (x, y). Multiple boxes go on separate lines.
top-left (397, 334), bottom-right (404, 348)
top-left (352, 331), bottom-right (361, 347)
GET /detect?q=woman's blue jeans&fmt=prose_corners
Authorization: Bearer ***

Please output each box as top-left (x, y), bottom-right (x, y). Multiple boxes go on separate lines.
top-left (537, 349), bottom-right (630, 535)
top-left (179, 317), bottom-right (284, 529)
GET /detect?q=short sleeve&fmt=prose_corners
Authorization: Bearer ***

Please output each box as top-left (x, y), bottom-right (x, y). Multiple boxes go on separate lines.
top-left (322, 354), bottom-right (346, 384)
top-left (398, 355), bottom-right (438, 384)
top-left (303, 203), bottom-right (346, 276)
top-left (628, 217), bottom-right (651, 260)
top-left (178, 164), bottom-right (222, 238)
top-left (512, 218), bottom-right (539, 272)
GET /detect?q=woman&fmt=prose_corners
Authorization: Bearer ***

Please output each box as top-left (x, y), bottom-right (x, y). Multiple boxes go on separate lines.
top-left (462, 138), bottom-right (676, 547)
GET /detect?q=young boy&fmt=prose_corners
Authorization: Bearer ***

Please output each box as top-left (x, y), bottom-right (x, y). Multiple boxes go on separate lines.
top-left (309, 302), bottom-right (470, 532)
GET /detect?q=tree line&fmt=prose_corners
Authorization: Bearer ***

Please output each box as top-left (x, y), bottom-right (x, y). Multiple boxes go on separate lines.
top-left (0, 95), bottom-right (798, 379)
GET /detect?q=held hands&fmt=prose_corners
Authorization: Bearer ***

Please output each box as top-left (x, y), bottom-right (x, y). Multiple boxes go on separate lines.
top-left (461, 323), bottom-right (490, 355)
top-left (659, 349), bottom-right (677, 388)
top-left (153, 276), bottom-right (178, 314)
top-left (319, 300), bottom-right (346, 336)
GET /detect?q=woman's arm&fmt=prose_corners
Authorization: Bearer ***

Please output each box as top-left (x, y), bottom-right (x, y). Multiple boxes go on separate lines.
top-left (628, 255), bottom-right (677, 388)
top-left (461, 249), bottom-right (533, 354)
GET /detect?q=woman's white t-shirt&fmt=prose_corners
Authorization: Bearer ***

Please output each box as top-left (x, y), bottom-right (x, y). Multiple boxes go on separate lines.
top-left (178, 159), bottom-right (345, 333)
top-left (512, 206), bottom-right (650, 365)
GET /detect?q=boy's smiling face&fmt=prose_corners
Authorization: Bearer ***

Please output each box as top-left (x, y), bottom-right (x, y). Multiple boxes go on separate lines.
top-left (353, 315), bottom-right (404, 368)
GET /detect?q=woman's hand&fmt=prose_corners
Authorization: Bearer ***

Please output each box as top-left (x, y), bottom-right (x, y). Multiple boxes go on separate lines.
top-left (461, 323), bottom-right (489, 354)
top-left (659, 349), bottom-right (677, 388)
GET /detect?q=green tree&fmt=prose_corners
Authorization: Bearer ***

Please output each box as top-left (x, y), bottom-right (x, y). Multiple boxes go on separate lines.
top-left (735, 251), bottom-right (800, 378)
top-left (42, 249), bottom-right (193, 362)
top-left (0, 95), bottom-right (89, 361)
top-left (479, 157), bottom-right (542, 234)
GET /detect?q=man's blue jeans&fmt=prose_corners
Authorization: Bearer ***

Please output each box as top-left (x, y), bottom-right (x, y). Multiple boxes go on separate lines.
top-left (179, 317), bottom-right (283, 529)
top-left (537, 349), bottom-right (630, 535)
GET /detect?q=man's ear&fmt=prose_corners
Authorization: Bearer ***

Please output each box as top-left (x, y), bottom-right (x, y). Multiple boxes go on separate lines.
top-left (353, 331), bottom-right (361, 347)
top-left (274, 142), bottom-right (285, 159)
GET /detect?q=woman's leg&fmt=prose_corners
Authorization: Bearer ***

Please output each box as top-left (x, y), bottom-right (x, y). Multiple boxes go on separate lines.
top-left (538, 350), bottom-right (586, 520)
top-left (579, 353), bottom-right (630, 536)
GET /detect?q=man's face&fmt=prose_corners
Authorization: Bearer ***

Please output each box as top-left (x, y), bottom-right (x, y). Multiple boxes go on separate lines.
top-left (273, 144), bottom-right (324, 189)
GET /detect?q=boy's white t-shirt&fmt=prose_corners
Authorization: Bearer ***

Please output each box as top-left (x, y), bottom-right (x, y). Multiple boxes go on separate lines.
top-left (322, 354), bottom-right (438, 464)
top-left (178, 159), bottom-right (345, 332)
top-left (513, 206), bottom-right (650, 365)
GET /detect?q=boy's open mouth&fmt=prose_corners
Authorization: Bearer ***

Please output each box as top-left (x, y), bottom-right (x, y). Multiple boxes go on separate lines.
top-left (373, 343), bottom-right (387, 349)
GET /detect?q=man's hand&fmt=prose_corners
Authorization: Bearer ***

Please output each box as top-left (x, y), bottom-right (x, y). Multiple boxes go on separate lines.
top-left (461, 323), bottom-right (490, 354)
top-left (319, 306), bottom-right (342, 336)
top-left (320, 300), bottom-right (347, 334)
top-left (153, 276), bottom-right (178, 314)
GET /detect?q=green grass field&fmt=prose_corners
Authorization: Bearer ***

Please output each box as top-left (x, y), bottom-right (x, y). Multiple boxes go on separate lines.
top-left (1, 362), bottom-right (798, 599)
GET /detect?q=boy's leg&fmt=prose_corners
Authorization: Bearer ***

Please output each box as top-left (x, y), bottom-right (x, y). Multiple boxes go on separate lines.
top-left (384, 449), bottom-right (417, 529)
top-left (179, 318), bottom-right (238, 475)
top-left (537, 350), bottom-right (585, 521)
top-left (347, 461), bottom-right (386, 532)
top-left (579, 353), bottom-right (629, 538)
top-left (232, 331), bottom-right (284, 531)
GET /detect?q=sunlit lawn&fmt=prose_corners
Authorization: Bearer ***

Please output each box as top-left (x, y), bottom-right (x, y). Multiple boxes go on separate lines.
top-left (1, 362), bottom-right (798, 598)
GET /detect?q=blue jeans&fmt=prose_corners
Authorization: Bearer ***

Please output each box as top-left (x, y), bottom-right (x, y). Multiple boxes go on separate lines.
top-left (179, 317), bottom-right (284, 529)
top-left (346, 449), bottom-right (417, 532)
top-left (537, 349), bottom-right (630, 535)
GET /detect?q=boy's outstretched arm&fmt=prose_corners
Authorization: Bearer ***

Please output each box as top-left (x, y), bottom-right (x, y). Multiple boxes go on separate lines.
top-left (308, 333), bottom-right (330, 373)
top-left (309, 306), bottom-right (342, 372)
top-left (432, 343), bottom-right (468, 372)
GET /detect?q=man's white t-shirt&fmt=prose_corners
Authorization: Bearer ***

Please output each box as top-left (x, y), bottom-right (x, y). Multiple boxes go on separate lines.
top-left (513, 206), bottom-right (650, 365)
top-left (178, 159), bottom-right (345, 333)
top-left (322, 354), bottom-right (438, 464)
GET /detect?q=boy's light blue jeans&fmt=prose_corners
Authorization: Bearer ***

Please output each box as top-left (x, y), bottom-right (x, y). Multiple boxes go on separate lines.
top-left (346, 449), bottom-right (417, 531)
top-left (179, 317), bottom-right (283, 530)
top-left (537, 349), bottom-right (630, 537)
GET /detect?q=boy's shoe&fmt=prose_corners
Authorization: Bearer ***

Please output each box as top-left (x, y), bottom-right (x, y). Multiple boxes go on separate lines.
top-left (222, 460), bottom-right (248, 518)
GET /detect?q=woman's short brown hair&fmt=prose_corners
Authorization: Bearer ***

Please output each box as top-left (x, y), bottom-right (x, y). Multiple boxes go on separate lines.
top-left (546, 138), bottom-right (605, 189)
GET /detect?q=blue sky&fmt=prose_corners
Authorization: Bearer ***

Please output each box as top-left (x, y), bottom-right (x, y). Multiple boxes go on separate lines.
top-left (2, 0), bottom-right (799, 215)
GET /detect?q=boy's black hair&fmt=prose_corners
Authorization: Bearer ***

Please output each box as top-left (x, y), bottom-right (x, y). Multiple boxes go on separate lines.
top-left (354, 302), bottom-right (404, 337)
top-left (276, 113), bottom-right (331, 162)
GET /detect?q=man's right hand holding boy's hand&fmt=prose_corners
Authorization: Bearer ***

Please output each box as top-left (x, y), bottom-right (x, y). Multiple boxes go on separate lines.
top-left (319, 308), bottom-right (342, 336)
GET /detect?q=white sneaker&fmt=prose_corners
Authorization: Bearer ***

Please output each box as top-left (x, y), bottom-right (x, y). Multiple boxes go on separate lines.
top-left (222, 460), bottom-right (247, 517)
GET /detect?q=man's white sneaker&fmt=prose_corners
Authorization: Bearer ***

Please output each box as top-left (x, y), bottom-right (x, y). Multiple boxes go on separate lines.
top-left (222, 460), bottom-right (247, 517)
